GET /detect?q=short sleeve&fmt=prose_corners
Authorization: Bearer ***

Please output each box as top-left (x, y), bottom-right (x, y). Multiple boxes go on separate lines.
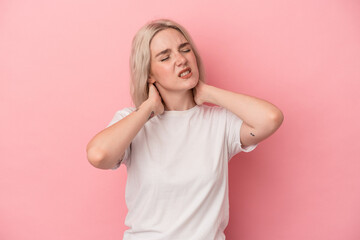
top-left (225, 108), bottom-right (258, 160)
top-left (106, 107), bottom-right (136, 170)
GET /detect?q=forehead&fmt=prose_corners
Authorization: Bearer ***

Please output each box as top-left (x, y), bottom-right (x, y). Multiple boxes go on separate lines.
top-left (150, 28), bottom-right (187, 53)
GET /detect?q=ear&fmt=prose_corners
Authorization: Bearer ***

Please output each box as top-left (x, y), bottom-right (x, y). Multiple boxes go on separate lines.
top-left (148, 74), bottom-right (156, 84)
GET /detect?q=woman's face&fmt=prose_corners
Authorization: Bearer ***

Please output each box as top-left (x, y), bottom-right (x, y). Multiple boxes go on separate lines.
top-left (148, 28), bottom-right (199, 94)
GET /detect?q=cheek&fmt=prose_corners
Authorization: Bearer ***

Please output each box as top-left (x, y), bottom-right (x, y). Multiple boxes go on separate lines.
top-left (191, 55), bottom-right (198, 69)
top-left (191, 57), bottom-right (199, 74)
top-left (152, 64), bottom-right (167, 77)
top-left (160, 65), bottom-right (173, 77)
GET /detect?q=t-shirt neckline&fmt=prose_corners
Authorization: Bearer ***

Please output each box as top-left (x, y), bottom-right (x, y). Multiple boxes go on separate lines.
top-left (160, 105), bottom-right (200, 117)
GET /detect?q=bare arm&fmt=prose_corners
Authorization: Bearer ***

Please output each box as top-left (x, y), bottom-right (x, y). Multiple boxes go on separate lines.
top-left (86, 83), bottom-right (164, 169)
top-left (193, 81), bottom-right (284, 148)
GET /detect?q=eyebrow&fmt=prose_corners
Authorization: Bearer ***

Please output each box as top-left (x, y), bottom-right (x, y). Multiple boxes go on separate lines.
top-left (154, 42), bottom-right (190, 58)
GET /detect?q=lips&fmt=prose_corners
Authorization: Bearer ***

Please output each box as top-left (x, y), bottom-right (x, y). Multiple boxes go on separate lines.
top-left (178, 67), bottom-right (191, 77)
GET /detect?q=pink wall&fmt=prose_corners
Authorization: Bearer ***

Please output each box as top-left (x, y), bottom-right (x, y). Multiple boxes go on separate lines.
top-left (1, 0), bottom-right (359, 239)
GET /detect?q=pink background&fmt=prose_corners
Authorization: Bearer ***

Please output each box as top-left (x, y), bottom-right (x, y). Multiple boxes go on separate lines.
top-left (1, 0), bottom-right (359, 239)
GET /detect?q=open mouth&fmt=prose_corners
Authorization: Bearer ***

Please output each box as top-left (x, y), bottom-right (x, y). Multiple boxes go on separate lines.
top-left (178, 67), bottom-right (192, 78)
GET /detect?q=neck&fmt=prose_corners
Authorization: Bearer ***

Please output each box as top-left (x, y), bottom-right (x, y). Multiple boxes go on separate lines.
top-left (162, 90), bottom-right (196, 111)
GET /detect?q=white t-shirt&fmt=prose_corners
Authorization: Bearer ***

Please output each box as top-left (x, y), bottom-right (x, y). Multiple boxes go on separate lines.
top-left (107, 104), bottom-right (257, 240)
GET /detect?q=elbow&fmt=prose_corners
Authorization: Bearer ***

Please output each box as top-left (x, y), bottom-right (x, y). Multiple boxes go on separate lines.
top-left (274, 109), bottom-right (284, 124)
top-left (87, 147), bottom-right (108, 169)
top-left (269, 109), bottom-right (284, 130)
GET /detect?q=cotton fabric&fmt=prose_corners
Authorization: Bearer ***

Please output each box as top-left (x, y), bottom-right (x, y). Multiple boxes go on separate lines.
top-left (107, 104), bottom-right (257, 240)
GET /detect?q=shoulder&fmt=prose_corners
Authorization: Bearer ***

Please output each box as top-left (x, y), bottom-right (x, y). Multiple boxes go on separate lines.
top-left (107, 107), bottom-right (136, 128)
top-left (201, 105), bottom-right (230, 121)
top-left (198, 104), bottom-right (225, 114)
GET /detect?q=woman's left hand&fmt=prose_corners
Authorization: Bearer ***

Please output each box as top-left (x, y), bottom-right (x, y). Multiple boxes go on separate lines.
top-left (193, 80), bottom-right (210, 105)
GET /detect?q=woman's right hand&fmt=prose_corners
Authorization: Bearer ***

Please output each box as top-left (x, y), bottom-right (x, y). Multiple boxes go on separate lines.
top-left (147, 83), bottom-right (164, 117)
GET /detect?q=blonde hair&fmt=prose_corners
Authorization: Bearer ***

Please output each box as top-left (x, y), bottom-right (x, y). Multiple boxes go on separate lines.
top-left (129, 18), bottom-right (206, 108)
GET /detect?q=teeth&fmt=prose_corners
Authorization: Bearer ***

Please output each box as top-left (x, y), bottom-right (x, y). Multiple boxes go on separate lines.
top-left (180, 70), bottom-right (190, 77)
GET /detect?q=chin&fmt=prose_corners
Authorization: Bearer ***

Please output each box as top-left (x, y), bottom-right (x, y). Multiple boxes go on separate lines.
top-left (184, 79), bottom-right (197, 90)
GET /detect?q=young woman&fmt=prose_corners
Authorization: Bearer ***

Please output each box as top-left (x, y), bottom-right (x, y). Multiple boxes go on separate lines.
top-left (86, 18), bottom-right (284, 240)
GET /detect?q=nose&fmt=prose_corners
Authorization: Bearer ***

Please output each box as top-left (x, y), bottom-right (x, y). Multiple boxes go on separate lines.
top-left (175, 52), bottom-right (187, 66)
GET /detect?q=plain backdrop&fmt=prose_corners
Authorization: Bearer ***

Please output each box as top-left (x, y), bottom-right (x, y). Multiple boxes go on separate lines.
top-left (1, 0), bottom-right (359, 239)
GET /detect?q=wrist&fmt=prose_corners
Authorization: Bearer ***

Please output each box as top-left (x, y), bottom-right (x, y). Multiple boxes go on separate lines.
top-left (138, 100), bottom-right (154, 114)
top-left (204, 84), bottom-right (217, 105)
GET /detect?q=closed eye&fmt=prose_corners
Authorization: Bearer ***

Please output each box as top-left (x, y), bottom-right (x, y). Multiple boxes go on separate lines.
top-left (161, 56), bottom-right (169, 62)
top-left (160, 49), bottom-right (191, 62)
